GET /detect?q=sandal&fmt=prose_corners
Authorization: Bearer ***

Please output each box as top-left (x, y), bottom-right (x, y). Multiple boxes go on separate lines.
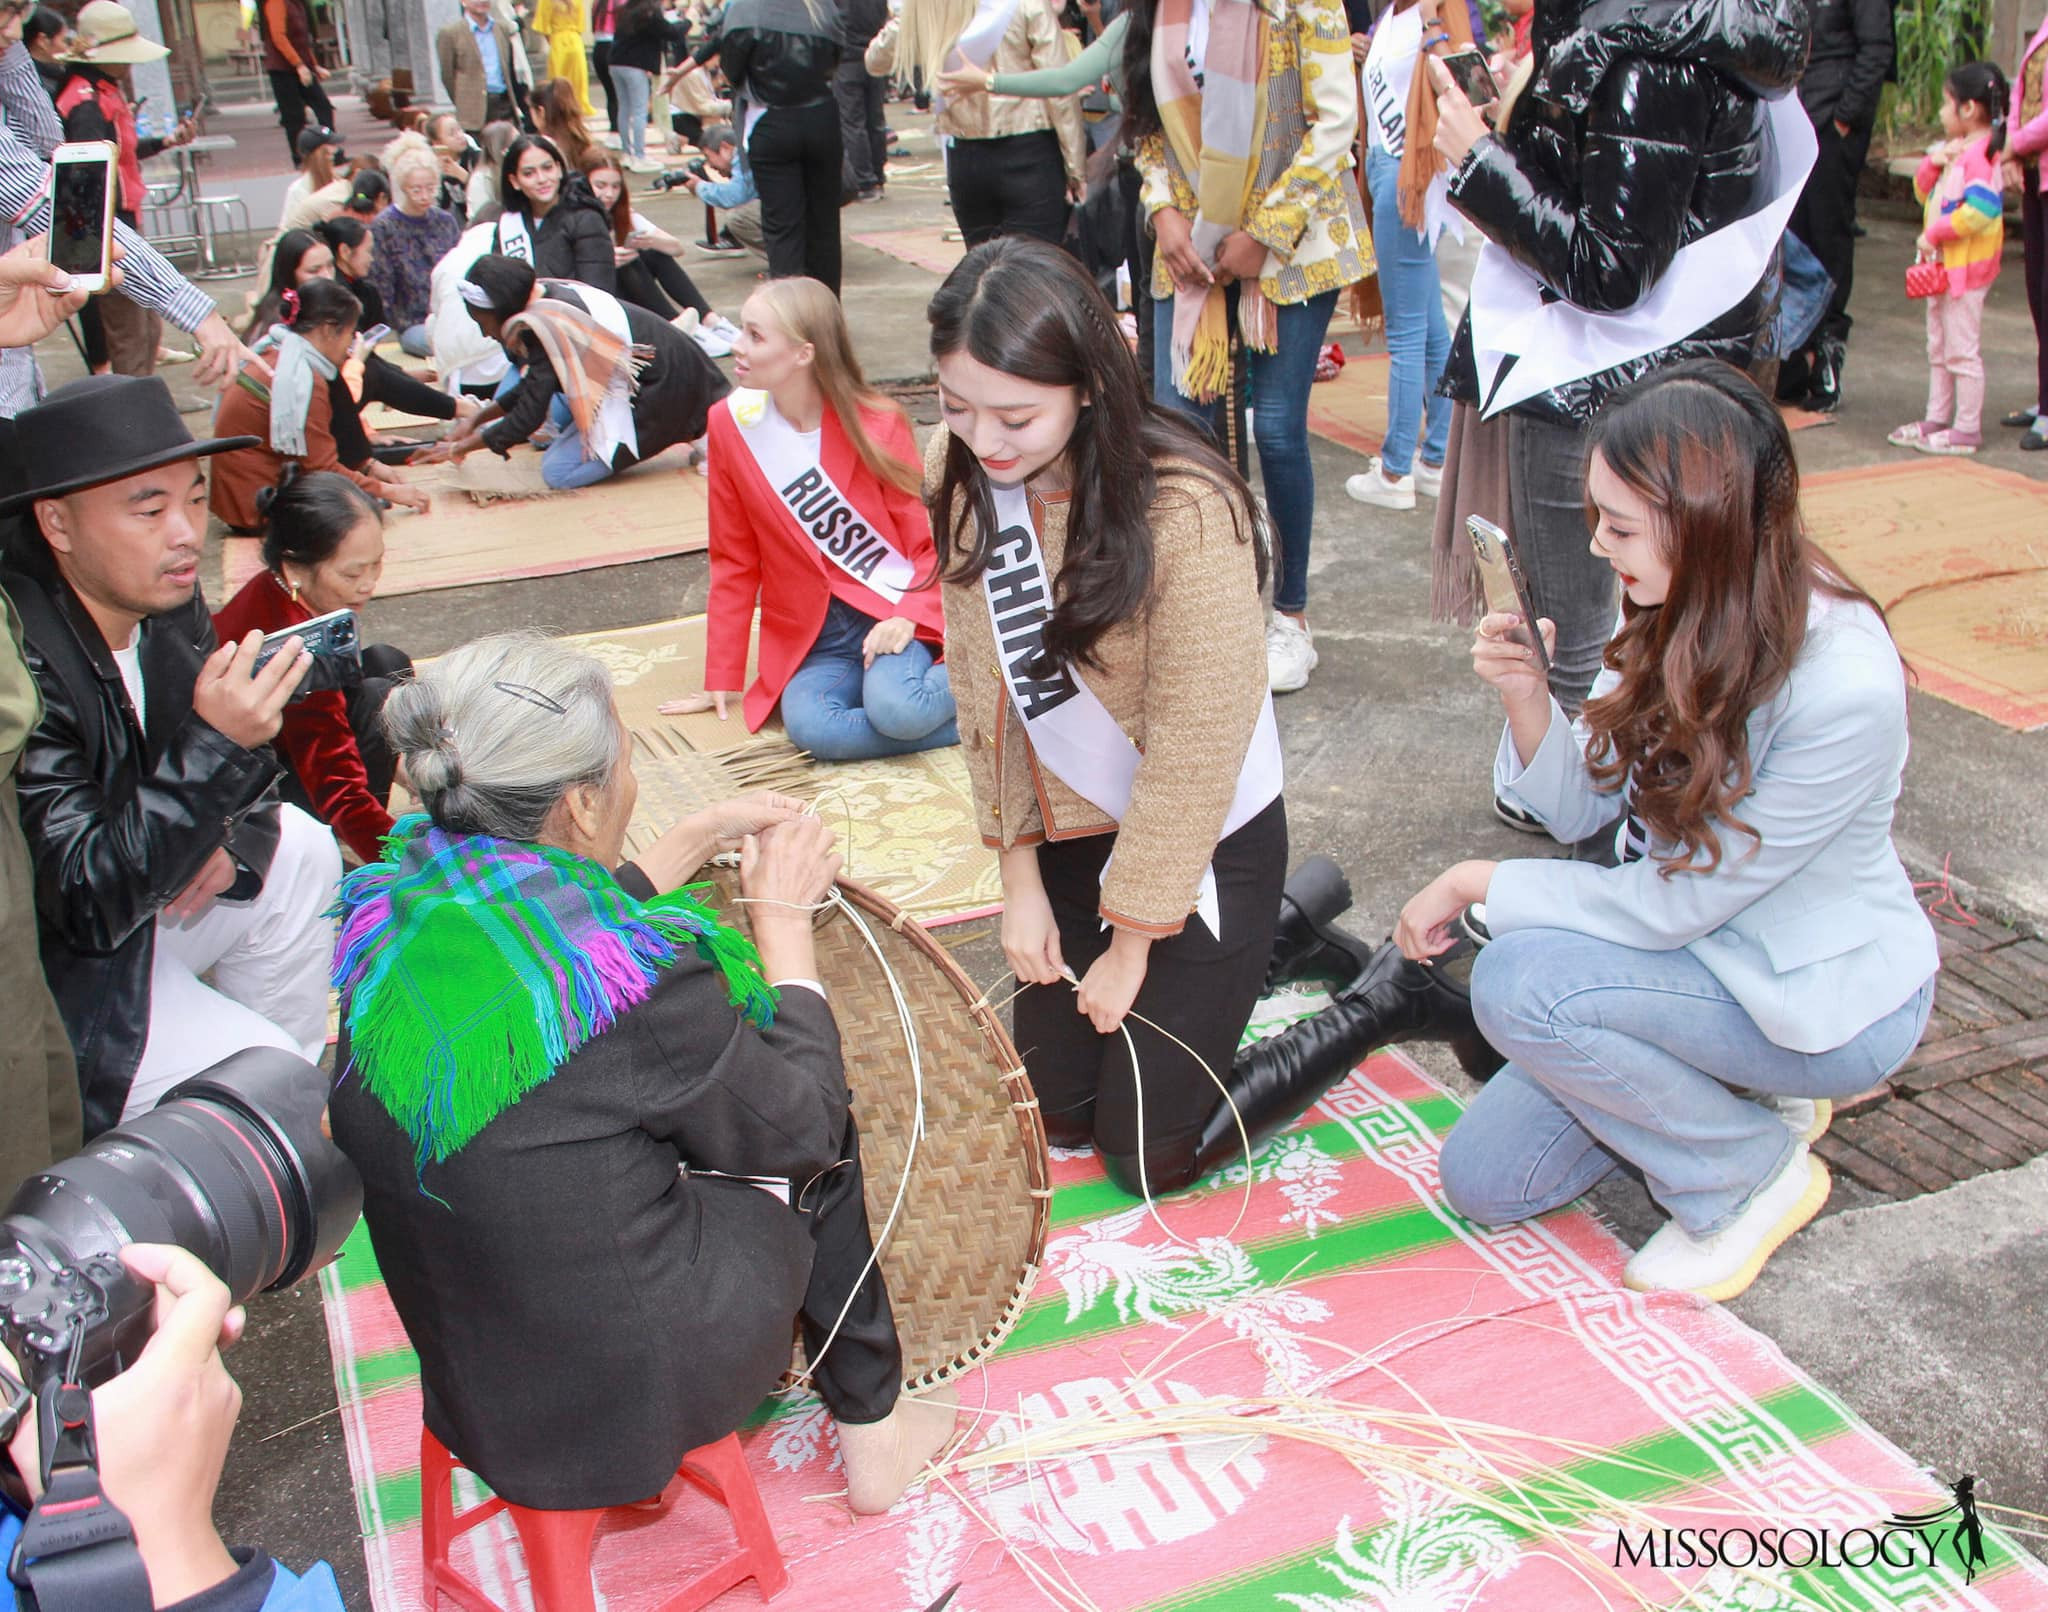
top-left (1886, 421), bottom-right (1939, 448)
top-left (1914, 428), bottom-right (1980, 456)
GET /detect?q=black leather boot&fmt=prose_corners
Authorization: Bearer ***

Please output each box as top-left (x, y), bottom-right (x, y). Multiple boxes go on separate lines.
top-left (1190, 940), bottom-right (1504, 1180)
top-left (1264, 855), bottom-right (1376, 992)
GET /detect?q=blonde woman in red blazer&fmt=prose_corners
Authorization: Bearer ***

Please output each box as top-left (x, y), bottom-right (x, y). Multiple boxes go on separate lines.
top-left (662, 278), bottom-right (955, 760)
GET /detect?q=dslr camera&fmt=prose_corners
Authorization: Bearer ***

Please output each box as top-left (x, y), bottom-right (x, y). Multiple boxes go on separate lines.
top-left (0, 1049), bottom-right (360, 1415)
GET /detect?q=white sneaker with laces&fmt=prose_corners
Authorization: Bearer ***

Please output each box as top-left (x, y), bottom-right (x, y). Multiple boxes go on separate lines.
top-left (1345, 458), bottom-right (1417, 510)
top-left (1622, 1143), bottom-right (1830, 1302)
top-left (1266, 614), bottom-right (1318, 694)
top-left (690, 323), bottom-right (735, 359)
top-left (1414, 459), bottom-right (1444, 498)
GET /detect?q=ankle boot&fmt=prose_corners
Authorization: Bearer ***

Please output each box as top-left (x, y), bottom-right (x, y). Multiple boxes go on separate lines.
top-left (1191, 942), bottom-right (1504, 1180)
top-left (1264, 855), bottom-right (1376, 991)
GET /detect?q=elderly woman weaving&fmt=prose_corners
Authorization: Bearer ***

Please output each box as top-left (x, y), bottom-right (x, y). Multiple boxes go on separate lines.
top-left (326, 633), bottom-right (959, 1515)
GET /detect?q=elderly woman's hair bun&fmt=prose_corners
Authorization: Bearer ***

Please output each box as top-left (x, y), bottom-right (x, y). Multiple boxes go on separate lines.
top-left (380, 632), bottom-right (620, 841)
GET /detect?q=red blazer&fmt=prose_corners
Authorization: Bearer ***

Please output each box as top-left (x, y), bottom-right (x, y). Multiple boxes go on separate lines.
top-left (212, 571), bottom-right (394, 862)
top-left (704, 399), bottom-right (945, 733)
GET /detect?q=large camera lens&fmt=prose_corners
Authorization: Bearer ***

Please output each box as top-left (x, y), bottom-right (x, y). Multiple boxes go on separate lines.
top-left (3, 1048), bottom-right (360, 1311)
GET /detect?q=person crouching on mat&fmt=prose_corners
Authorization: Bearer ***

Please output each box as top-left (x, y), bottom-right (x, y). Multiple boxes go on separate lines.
top-left (658, 277), bottom-right (958, 763)
top-left (415, 253), bottom-right (730, 491)
top-left (926, 236), bottom-right (1288, 1198)
top-left (328, 633), bottom-right (960, 1517)
top-left (1395, 362), bottom-right (1938, 1302)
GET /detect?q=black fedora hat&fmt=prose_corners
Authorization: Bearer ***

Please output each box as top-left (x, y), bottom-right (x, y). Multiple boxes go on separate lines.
top-left (0, 375), bottom-right (257, 514)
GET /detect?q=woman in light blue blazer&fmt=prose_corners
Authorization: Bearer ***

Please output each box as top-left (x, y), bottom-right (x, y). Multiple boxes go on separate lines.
top-left (1396, 362), bottom-right (1939, 1303)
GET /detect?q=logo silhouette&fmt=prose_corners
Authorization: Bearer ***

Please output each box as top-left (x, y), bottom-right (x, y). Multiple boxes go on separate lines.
top-left (1887, 1475), bottom-right (1987, 1584)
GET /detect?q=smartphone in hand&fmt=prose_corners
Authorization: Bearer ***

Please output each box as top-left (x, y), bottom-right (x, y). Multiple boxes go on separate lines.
top-left (1439, 47), bottom-right (1501, 108)
top-left (49, 142), bottom-right (117, 293)
top-left (1467, 515), bottom-right (1550, 677)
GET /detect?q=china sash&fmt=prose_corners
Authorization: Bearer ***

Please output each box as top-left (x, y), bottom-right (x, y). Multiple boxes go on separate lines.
top-left (1468, 92), bottom-right (1814, 418)
top-left (726, 390), bottom-right (919, 602)
top-left (980, 480), bottom-right (1282, 937)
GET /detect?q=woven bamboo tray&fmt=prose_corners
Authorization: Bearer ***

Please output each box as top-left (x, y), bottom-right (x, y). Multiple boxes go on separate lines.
top-left (708, 868), bottom-right (1049, 1392)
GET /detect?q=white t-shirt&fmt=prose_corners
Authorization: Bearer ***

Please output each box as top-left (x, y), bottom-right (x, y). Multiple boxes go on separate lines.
top-left (111, 640), bottom-right (145, 730)
top-left (1361, 4), bottom-right (1423, 158)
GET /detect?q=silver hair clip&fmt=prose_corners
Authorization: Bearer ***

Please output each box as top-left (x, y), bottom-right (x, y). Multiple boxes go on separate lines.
top-left (491, 680), bottom-right (568, 714)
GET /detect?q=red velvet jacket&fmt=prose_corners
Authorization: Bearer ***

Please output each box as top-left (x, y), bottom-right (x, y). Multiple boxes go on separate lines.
top-left (212, 571), bottom-right (393, 861)
top-left (703, 398), bottom-right (945, 733)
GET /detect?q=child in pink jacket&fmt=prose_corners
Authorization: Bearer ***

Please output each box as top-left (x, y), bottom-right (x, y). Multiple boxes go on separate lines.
top-left (1889, 61), bottom-right (2009, 456)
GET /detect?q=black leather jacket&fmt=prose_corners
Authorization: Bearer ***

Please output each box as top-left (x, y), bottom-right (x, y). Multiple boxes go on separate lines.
top-left (1441, 0), bottom-right (1810, 425)
top-left (695, 16), bottom-right (840, 107)
top-left (5, 561), bottom-right (281, 1135)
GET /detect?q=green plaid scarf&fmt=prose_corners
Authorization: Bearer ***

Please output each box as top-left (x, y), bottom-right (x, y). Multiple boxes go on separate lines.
top-left (332, 814), bottom-right (776, 1166)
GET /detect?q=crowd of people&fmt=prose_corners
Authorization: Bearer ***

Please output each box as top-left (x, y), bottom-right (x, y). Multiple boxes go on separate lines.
top-left (9, 0), bottom-right (2048, 1598)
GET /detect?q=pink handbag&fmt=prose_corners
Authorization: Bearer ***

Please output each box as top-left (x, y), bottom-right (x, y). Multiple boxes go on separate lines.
top-left (1905, 258), bottom-right (1945, 299)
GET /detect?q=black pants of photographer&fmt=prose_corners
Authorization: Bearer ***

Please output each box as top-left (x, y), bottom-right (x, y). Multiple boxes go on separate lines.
top-left (275, 644), bottom-right (412, 828)
top-left (1016, 798), bottom-right (1286, 1197)
top-left (268, 67), bottom-right (336, 166)
top-left (748, 99), bottom-right (843, 293)
top-left (800, 1106), bottom-right (903, 1423)
top-left (945, 129), bottom-right (1067, 249)
top-left (617, 251), bottom-right (712, 321)
top-left (835, 59), bottom-right (887, 196)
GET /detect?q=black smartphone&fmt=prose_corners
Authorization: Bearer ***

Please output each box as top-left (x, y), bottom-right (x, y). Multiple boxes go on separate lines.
top-left (49, 142), bottom-right (116, 290)
top-left (254, 607), bottom-right (361, 672)
top-left (1440, 47), bottom-right (1501, 108)
top-left (1467, 515), bottom-right (1550, 676)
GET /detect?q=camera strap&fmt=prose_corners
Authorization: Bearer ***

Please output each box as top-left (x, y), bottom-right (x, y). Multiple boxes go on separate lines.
top-left (6, 1383), bottom-right (151, 1612)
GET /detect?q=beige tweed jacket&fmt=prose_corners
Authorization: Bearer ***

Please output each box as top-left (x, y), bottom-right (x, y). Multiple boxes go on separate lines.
top-left (924, 428), bottom-right (1271, 937)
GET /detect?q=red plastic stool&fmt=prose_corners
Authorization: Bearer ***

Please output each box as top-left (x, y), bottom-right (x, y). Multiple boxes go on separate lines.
top-left (420, 1427), bottom-right (789, 1612)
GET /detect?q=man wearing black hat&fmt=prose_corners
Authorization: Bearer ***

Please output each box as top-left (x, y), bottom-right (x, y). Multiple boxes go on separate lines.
top-left (3, 375), bottom-right (343, 1136)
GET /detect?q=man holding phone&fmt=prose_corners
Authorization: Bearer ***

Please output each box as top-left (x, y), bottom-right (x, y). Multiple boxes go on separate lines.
top-left (2, 375), bottom-right (343, 1138)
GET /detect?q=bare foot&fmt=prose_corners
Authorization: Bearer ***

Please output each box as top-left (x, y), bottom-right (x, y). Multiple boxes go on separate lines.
top-left (836, 1384), bottom-right (961, 1515)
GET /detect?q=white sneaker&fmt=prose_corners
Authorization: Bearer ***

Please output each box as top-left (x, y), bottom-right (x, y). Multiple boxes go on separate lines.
top-left (1345, 458), bottom-right (1417, 510)
top-left (1754, 1093), bottom-right (1833, 1144)
top-left (1266, 613), bottom-right (1318, 694)
top-left (705, 313), bottom-right (743, 344)
top-left (1622, 1143), bottom-right (1831, 1302)
top-left (690, 324), bottom-right (735, 359)
top-left (1414, 459), bottom-right (1444, 498)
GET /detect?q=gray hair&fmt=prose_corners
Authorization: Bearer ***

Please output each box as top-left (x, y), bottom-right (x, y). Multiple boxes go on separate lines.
top-left (383, 632), bottom-right (622, 841)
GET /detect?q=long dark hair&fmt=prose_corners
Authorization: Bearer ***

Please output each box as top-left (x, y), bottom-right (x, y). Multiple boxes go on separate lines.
top-left (285, 276), bottom-right (362, 335)
top-left (1120, 0), bottom-right (1159, 144)
top-left (255, 464), bottom-right (383, 572)
top-left (500, 133), bottom-right (566, 217)
top-left (244, 228), bottom-right (330, 338)
top-left (1945, 61), bottom-right (2010, 154)
top-left (926, 237), bottom-right (1264, 671)
top-left (1581, 360), bottom-right (1888, 876)
top-left (314, 213), bottom-right (370, 278)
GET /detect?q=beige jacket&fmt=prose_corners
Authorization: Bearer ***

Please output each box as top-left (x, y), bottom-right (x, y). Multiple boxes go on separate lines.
top-left (867, 0), bottom-right (1087, 186)
top-left (924, 428), bottom-right (1271, 937)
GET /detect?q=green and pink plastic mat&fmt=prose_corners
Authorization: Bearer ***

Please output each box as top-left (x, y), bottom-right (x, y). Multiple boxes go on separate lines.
top-left (321, 1040), bottom-right (2048, 1611)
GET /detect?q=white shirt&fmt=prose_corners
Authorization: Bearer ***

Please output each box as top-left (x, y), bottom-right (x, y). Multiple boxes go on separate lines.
top-left (111, 640), bottom-right (145, 730)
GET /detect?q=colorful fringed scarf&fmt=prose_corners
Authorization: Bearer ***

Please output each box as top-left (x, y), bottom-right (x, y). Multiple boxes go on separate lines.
top-left (1152, 0), bottom-right (1273, 402)
top-left (504, 289), bottom-right (653, 465)
top-left (331, 814), bottom-right (776, 1166)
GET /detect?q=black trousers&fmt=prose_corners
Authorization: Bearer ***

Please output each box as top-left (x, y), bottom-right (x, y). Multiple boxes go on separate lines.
top-left (749, 99), bottom-right (844, 293)
top-left (2025, 180), bottom-right (2047, 414)
top-left (798, 1107), bottom-right (902, 1423)
top-left (1014, 797), bottom-right (1287, 1197)
top-left (834, 59), bottom-right (887, 194)
top-left (361, 352), bottom-right (458, 422)
top-left (592, 37), bottom-right (618, 133)
top-left (1787, 115), bottom-right (1867, 347)
top-left (617, 250), bottom-right (711, 319)
top-left (945, 129), bottom-right (1068, 248)
top-left (268, 67), bottom-right (336, 166)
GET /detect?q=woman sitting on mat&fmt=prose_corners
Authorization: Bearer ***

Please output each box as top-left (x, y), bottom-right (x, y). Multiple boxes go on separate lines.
top-left (925, 237), bottom-right (1287, 1197)
top-left (1397, 363), bottom-right (1938, 1302)
top-left (313, 215), bottom-right (484, 436)
top-left (659, 277), bottom-right (957, 763)
top-left (488, 134), bottom-right (618, 291)
top-left (212, 280), bottom-right (430, 530)
top-left (419, 253), bottom-right (729, 491)
top-left (369, 135), bottom-right (464, 357)
top-left (581, 148), bottom-right (742, 358)
top-left (328, 632), bottom-right (959, 1514)
top-left (211, 468), bottom-right (412, 865)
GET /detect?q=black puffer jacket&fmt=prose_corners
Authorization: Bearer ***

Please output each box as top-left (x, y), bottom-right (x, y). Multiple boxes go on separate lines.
top-left (5, 561), bottom-right (281, 1134)
top-left (1441, 0), bottom-right (1810, 424)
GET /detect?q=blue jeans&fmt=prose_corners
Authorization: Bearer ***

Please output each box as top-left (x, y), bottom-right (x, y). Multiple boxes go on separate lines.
top-left (612, 64), bottom-right (651, 161)
top-left (779, 597), bottom-right (958, 762)
top-left (1153, 285), bottom-right (1338, 616)
top-left (1440, 929), bottom-right (1936, 1237)
top-left (1365, 144), bottom-right (1450, 479)
top-left (541, 423), bottom-right (623, 489)
top-left (399, 323), bottom-right (431, 358)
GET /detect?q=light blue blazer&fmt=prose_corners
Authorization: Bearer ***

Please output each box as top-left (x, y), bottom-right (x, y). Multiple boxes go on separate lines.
top-left (1489, 593), bottom-right (1939, 1055)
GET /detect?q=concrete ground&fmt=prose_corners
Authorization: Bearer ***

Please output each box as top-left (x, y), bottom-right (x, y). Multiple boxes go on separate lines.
top-left (76, 112), bottom-right (2048, 1602)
